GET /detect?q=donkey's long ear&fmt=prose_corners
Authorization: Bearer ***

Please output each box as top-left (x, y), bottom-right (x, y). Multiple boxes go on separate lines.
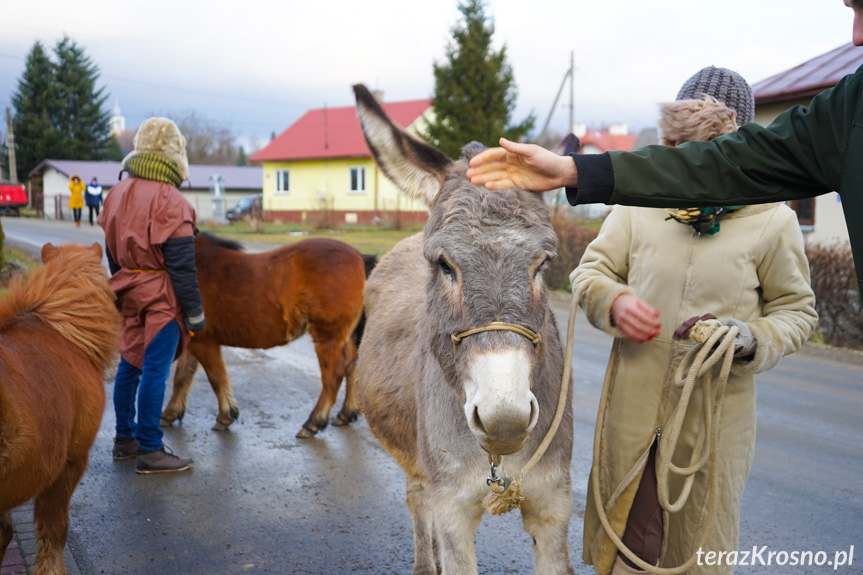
top-left (353, 84), bottom-right (451, 206)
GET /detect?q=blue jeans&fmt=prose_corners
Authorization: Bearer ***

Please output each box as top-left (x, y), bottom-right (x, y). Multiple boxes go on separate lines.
top-left (114, 321), bottom-right (180, 453)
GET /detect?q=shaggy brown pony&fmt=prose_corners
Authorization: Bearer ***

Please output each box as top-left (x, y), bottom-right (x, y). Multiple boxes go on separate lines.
top-left (0, 242), bottom-right (118, 575)
top-left (160, 233), bottom-right (367, 438)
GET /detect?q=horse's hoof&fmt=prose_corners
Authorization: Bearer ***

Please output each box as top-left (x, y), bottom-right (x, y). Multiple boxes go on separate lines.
top-left (332, 411), bottom-right (359, 426)
top-left (212, 419), bottom-right (233, 431)
top-left (296, 425), bottom-right (317, 439)
top-left (160, 417), bottom-right (175, 427)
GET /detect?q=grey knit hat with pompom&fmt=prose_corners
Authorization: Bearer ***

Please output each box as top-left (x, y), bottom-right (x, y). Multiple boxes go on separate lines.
top-left (675, 66), bottom-right (754, 126)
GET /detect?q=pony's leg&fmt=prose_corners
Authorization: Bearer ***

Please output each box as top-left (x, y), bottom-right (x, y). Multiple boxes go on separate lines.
top-left (0, 511), bottom-right (12, 566)
top-left (32, 458), bottom-right (88, 575)
top-left (406, 472), bottom-right (437, 575)
top-left (160, 349), bottom-right (200, 427)
top-left (332, 338), bottom-right (361, 426)
top-left (521, 476), bottom-right (576, 575)
top-left (432, 487), bottom-right (483, 575)
top-left (297, 338), bottom-right (345, 438)
top-left (192, 342), bottom-right (240, 431)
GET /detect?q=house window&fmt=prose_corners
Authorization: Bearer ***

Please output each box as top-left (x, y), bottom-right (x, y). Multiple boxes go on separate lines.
top-left (789, 198), bottom-right (815, 227)
top-left (275, 169), bottom-right (290, 194)
top-left (349, 167), bottom-right (366, 194)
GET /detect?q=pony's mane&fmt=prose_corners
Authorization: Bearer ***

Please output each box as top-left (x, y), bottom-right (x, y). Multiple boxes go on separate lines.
top-left (0, 246), bottom-right (118, 370)
top-left (199, 231), bottom-right (244, 252)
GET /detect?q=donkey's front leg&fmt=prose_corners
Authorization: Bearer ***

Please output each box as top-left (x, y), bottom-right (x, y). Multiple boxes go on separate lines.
top-left (406, 472), bottom-right (437, 575)
top-left (432, 486), bottom-right (484, 575)
top-left (521, 475), bottom-right (575, 575)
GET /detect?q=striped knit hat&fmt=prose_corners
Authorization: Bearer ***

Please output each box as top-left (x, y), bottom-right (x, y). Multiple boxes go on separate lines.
top-left (675, 66), bottom-right (754, 126)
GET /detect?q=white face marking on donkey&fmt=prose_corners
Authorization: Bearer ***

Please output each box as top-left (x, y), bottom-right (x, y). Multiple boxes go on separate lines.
top-left (355, 83), bottom-right (576, 575)
top-left (464, 349), bottom-right (539, 455)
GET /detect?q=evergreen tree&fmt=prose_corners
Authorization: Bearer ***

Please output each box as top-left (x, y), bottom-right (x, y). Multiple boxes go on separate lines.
top-left (236, 145), bottom-right (248, 166)
top-left (421, 0), bottom-right (534, 159)
top-left (52, 36), bottom-right (113, 161)
top-left (3, 41), bottom-right (60, 179)
top-left (2, 36), bottom-right (114, 180)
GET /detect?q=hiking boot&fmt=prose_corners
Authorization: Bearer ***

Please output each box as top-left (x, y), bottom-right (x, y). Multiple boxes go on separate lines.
top-left (112, 437), bottom-right (138, 461)
top-left (135, 445), bottom-right (193, 474)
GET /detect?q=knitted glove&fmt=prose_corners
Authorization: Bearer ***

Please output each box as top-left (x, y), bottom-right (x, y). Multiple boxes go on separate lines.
top-left (184, 311), bottom-right (206, 335)
top-left (721, 318), bottom-right (757, 358)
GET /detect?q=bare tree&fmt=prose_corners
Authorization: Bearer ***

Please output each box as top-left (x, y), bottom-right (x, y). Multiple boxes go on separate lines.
top-left (153, 109), bottom-right (238, 165)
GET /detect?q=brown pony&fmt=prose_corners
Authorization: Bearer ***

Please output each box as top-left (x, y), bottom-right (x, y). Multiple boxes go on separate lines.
top-left (0, 243), bottom-right (118, 575)
top-left (159, 232), bottom-right (366, 438)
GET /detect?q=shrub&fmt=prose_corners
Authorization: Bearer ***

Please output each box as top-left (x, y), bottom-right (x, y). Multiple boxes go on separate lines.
top-left (806, 240), bottom-right (862, 349)
top-left (548, 217), bottom-right (599, 292)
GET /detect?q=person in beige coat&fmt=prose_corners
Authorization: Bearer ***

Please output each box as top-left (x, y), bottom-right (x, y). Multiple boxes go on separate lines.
top-left (571, 68), bottom-right (818, 575)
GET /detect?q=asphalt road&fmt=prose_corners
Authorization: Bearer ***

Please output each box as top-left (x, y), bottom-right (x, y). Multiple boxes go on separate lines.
top-left (3, 217), bottom-right (862, 575)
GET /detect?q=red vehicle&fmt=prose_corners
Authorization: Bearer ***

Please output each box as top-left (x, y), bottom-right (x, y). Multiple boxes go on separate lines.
top-left (0, 183), bottom-right (27, 216)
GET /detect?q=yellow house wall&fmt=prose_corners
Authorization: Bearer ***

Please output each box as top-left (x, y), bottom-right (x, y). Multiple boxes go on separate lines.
top-left (260, 111), bottom-right (434, 220)
top-left (261, 158), bottom-right (426, 216)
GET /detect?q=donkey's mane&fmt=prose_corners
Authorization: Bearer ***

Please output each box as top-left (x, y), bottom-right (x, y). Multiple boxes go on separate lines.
top-left (0, 246), bottom-right (118, 370)
top-left (199, 230), bottom-right (245, 252)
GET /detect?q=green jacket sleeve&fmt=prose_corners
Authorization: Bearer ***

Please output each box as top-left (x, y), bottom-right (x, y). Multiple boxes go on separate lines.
top-left (601, 65), bottom-right (861, 208)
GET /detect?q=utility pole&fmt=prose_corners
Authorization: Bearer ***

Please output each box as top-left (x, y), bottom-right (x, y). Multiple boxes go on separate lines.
top-left (5, 108), bottom-right (18, 184)
top-left (537, 51), bottom-right (575, 145)
top-left (569, 50), bottom-right (575, 135)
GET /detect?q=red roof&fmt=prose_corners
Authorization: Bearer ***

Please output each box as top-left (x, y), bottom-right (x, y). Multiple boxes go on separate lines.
top-left (579, 129), bottom-right (638, 153)
top-left (250, 98), bottom-right (431, 162)
top-left (753, 43), bottom-right (863, 104)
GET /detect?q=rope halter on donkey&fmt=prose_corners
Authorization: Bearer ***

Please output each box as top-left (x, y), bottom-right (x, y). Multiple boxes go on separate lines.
top-left (451, 314), bottom-right (571, 517)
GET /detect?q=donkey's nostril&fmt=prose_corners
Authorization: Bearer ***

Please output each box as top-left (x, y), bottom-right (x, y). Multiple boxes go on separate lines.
top-left (471, 406), bottom-right (487, 435)
top-left (528, 397), bottom-right (539, 430)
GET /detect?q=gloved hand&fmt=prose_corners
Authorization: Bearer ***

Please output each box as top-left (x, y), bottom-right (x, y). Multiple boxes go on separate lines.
top-left (184, 311), bottom-right (206, 335)
top-left (721, 318), bottom-right (756, 358)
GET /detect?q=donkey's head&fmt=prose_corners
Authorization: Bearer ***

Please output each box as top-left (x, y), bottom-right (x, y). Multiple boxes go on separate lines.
top-left (355, 84), bottom-right (560, 456)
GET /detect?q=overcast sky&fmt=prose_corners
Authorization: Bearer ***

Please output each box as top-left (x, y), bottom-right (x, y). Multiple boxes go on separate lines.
top-left (0, 0), bottom-right (857, 151)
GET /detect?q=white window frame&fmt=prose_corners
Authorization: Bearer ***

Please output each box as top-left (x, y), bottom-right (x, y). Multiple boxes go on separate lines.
top-left (275, 168), bottom-right (290, 195)
top-left (349, 166), bottom-right (366, 195)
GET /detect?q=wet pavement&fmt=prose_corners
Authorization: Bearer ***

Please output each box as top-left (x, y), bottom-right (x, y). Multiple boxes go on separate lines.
top-left (3, 218), bottom-right (862, 574)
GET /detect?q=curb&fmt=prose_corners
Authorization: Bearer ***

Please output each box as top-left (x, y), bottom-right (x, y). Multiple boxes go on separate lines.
top-left (1, 503), bottom-right (82, 575)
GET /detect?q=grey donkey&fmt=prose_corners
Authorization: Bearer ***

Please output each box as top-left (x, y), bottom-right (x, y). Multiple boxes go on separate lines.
top-left (354, 83), bottom-right (576, 575)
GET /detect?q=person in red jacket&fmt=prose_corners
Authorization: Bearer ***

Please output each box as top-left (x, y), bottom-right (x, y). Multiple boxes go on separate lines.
top-left (99, 117), bottom-right (205, 474)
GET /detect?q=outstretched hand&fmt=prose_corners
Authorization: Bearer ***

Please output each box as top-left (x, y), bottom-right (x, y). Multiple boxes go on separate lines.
top-left (466, 138), bottom-right (578, 192)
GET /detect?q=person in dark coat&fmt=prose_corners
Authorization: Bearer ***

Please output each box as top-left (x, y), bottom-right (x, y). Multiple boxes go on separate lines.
top-left (467, 0), bottom-right (863, 302)
top-left (85, 176), bottom-right (103, 225)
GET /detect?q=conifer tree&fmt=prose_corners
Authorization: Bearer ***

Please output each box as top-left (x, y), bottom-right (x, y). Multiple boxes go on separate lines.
top-left (421, 0), bottom-right (534, 159)
top-left (3, 41), bottom-right (60, 179)
top-left (2, 36), bottom-right (114, 179)
top-left (52, 36), bottom-right (113, 161)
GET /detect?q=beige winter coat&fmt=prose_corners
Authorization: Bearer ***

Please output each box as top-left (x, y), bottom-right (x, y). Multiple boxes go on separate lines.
top-left (571, 203), bottom-right (817, 575)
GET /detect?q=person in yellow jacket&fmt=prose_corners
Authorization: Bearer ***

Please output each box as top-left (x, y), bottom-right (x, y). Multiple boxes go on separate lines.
top-left (68, 174), bottom-right (85, 227)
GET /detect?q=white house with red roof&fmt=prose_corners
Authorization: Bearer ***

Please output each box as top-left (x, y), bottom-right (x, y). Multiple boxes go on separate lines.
top-left (250, 94), bottom-right (433, 226)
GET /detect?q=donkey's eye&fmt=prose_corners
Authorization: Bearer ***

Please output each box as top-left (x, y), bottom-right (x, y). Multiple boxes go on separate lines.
top-left (438, 258), bottom-right (455, 279)
top-left (533, 257), bottom-right (550, 278)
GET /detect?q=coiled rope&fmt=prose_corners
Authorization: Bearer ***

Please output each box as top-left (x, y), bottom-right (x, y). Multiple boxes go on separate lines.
top-left (592, 316), bottom-right (737, 574)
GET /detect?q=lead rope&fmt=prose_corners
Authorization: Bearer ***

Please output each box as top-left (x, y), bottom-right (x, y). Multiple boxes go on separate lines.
top-left (482, 297), bottom-right (578, 515)
top-left (592, 316), bottom-right (737, 574)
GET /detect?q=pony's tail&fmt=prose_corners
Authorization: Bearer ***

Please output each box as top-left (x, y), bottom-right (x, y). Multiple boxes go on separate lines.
top-left (351, 254), bottom-right (378, 349)
top-left (2, 245), bottom-right (119, 370)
